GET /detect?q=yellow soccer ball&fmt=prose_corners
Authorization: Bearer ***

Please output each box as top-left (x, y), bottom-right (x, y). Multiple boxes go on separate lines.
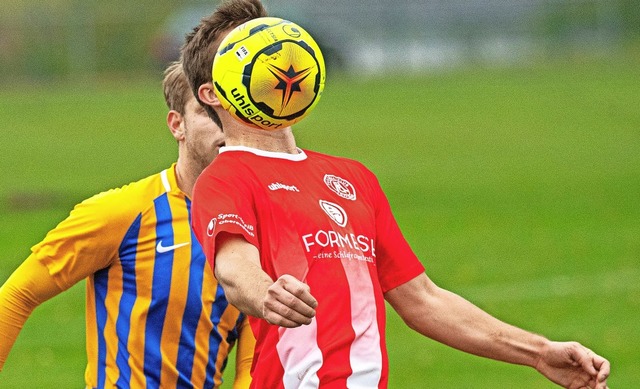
top-left (212, 17), bottom-right (326, 130)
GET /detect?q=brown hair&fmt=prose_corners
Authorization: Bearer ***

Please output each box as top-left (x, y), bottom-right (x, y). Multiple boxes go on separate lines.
top-left (162, 61), bottom-right (192, 115)
top-left (181, 0), bottom-right (268, 127)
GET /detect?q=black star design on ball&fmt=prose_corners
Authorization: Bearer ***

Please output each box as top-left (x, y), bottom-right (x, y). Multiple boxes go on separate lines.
top-left (266, 64), bottom-right (312, 109)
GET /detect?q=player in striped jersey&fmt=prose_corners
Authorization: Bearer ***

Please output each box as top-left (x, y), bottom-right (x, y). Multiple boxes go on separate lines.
top-left (0, 62), bottom-right (254, 388)
top-left (182, 1), bottom-right (610, 388)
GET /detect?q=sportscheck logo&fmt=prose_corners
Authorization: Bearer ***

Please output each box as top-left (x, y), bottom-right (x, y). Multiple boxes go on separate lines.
top-left (206, 218), bottom-right (217, 237)
top-left (324, 174), bottom-right (356, 201)
top-left (319, 200), bottom-right (347, 227)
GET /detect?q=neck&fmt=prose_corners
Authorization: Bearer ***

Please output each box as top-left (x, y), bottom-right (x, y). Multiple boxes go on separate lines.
top-left (173, 158), bottom-right (198, 198)
top-left (224, 125), bottom-right (298, 154)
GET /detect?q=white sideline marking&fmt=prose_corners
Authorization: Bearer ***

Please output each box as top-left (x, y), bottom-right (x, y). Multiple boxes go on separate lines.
top-left (454, 267), bottom-right (640, 302)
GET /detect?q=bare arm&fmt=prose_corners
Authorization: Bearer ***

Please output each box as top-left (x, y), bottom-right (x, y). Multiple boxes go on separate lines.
top-left (214, 233), bottom-right (317, 328)
top-left (0, 255), bottom-right (64, 371)
top-left (385, 273), bottom-right (610, 389)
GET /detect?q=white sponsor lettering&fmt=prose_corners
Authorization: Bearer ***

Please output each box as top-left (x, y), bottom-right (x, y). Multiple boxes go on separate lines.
top-left (216, 213), bottom-right (255, 237)
top-left (301, 230), bottom-right (375, 257)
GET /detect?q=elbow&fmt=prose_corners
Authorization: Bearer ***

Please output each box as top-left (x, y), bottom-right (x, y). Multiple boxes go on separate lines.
top-left (213, 262), bottom-right (244, 307)
top-left (401, 315), bottom-right (423, 333)
top-left (0, 283), bottom-right (38, 327)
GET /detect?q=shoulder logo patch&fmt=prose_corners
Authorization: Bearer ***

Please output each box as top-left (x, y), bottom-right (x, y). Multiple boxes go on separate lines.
top-left (206, 218), bottom-right (217, 237)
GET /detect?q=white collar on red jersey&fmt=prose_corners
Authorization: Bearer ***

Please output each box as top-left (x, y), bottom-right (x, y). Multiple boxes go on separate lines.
top-left (219, 145), bottom-right (308, 161)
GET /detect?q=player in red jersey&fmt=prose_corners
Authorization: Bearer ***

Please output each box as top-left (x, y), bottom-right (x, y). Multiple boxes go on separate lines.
top-left (181, 1), bottom-right (610, 388)
top-left (192, 147), bottom-right (425, 387)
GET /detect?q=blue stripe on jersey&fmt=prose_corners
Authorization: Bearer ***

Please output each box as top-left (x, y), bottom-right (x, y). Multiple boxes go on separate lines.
top-left (144, 194), bottom-right (175, 389)
top-left (94, 266), bottom-right (110, 388)
top-left (175, 198), bottom-right (204, 387)
top-left (94, 215), bottom-right (142, 388)
top-left (228, 312), bottom-right (245, 344)
top-left (114, 214), bottom-right (142, 387)
top-left (203, 284), bottom-right (229, 388)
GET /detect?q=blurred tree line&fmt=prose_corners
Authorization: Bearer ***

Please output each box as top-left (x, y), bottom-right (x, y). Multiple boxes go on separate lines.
top-left (0, 0), bottom-right (198, 81)
top-left (0, 0), bottom-right (638, 83)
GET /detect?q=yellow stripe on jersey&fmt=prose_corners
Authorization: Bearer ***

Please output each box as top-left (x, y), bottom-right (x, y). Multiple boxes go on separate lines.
top-left (32, 165), bottom-right (249, 388)
top-left (159, 193), bottom-right (191, 389)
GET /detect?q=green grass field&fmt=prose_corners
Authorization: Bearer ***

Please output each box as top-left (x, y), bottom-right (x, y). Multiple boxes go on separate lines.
top-left (1, 57), bottom-right (639, 387)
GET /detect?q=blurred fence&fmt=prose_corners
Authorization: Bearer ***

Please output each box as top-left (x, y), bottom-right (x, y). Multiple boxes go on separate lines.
top-left (0, 0), bottom-right (638, 82)
top-left (272, 0), bottom-right (639, 72)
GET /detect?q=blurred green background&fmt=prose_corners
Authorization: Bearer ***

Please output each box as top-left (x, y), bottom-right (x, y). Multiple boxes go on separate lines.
top-left (1, 0), bottom-right (639, 387)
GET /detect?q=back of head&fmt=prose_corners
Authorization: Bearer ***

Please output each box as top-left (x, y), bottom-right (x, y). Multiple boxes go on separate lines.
top-left (181, 0), bottom-right (268, 127)
top-left (162, 61), bottom-right (191, 115)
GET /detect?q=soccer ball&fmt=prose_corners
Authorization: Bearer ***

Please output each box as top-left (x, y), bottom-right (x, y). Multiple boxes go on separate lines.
top-left (212, 17), bottom-right (326, 130)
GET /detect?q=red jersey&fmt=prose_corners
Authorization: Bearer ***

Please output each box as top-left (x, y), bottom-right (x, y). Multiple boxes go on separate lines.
top-left (191, 146), bottom-right (425, 388)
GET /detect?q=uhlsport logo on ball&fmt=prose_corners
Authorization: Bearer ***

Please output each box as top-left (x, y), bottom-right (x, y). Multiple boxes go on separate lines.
top-left (212, 17), bottom-right (326, 130)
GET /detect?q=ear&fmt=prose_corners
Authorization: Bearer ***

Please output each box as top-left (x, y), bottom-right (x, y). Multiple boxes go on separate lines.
top-left (198, 82), bottom-right (222, 108)
top-left (166, 110), bottom-right (185, 141)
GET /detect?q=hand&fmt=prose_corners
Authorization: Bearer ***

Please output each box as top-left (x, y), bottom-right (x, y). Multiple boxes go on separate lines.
top-left (262, 274), bottom-right (317, 328)
top-left (535, 341), bottom-right (610, 389)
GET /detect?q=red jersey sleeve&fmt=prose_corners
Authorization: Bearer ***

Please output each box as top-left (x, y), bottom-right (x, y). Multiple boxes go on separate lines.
top-left (191, 158), bottom-right (259, 271)
top-left (367, 170), bottom-right (425, 293)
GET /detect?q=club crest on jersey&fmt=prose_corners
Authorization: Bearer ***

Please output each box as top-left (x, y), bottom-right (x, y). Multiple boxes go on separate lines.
top-left (324, 174), bottom-right (356, 201)
top-left (319, 200), bottom-right (347, 227)
top-left (206, 218), bottom-right (217, 237)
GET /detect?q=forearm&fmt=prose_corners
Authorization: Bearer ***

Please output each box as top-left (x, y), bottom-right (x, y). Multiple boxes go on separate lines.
top-left (422, 287), bottom-right (546, 366)
top-left (214, 233), bottom-right (317, 328)
top-left (386, 274), bottom-right (547, 368)
top-left (214, 232), bottom-right (271, 319)
top-left (0, 255), bottom-right (63, 371)
top-left (0, 284), bottom-right (33, 371)
top-left (215, 254), bottom-right (272, 319)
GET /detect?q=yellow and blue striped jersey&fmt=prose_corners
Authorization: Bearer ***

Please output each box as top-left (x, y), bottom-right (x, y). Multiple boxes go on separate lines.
top-left (31, 164), bottom-right (252, 388)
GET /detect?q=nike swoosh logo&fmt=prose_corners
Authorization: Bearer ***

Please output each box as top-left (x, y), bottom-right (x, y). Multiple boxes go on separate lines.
top-left (156, 241), bottom-right (190, 253)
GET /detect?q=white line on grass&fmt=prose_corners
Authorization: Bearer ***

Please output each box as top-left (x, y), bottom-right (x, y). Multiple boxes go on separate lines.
top-left (454, 267), bottom-right (640, 303)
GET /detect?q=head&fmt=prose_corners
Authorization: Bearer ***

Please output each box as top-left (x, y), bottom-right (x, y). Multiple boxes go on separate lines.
top-left (181, 0), bottom-right (268, 129)
top-left (163, 61), bottom-right (225, 175)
